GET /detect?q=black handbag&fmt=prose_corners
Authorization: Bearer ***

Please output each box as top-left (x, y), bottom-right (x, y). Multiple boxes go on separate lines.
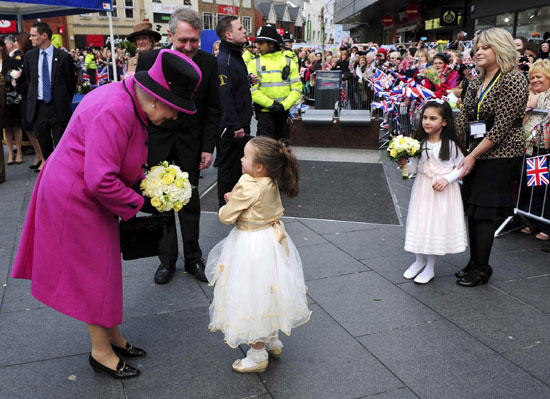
top-left (119, 214), bottom-right (173, 260)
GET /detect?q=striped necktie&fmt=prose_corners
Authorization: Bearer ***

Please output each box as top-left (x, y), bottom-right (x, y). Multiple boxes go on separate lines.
top-left (42, 50), bottom-right (51, 103)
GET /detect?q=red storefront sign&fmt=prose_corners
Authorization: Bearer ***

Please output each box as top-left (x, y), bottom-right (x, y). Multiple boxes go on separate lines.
top-left (0, 20), bottom-right (16, 33)
top-left (382, 15), bottom-right (394, 27)
top-left (406, 4), bottom-right (420, 20)
top-left (86, 34), bottom-right (105, 47)
top-left (218, 5), bottom-right (239, 15)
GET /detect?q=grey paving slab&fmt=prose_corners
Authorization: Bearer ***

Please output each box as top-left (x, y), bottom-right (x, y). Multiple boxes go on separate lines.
top-left (401, 276), bottom-right (550, 352)
top-left (378, 224), bottom-right (406, 240)
top-left (362, 387), bottom-right (418, 398)
top-left (262, 304), bottom-right (403, 399)
top-left (122, 270), bottom-right (210, 320)
top-left (121, 256), bottom-right (161, 277)
top-left (0, 307), bottom-right (88, 367)
top-left (0, 354), bottom-right (124, 399)
top-left (360, 253), bottom-right (459, 285)
top-left (494, 275), bottom-right (550, 314)
top-left (307, 272), bottom-right (438, 337)
top-left (121, 308), bottom-right (268, 399)
top-left (493, 232), bottom-right (546, 253)
top-left (359, 319), bottom-right (550, 399)
top-left (1, 277), bottom-right (46, 312)
top-left (284, 221), bottom-right (328, 248)
top-left (0, 186), bottom-right (26, 202)
top-left (199, 211), bottom-right (235, 238)
top-left (488, 250), bottom-right (550, 282)
top-left (504, 342), bottom-right (550, 386)
top-left (298, 242), bottom-right (370, 281)
top-left (323, 228), bottom-right (403, 260)
top-left (297, 218), bottom-right (380, 235)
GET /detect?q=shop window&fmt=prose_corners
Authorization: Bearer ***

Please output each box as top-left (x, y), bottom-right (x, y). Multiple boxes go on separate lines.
top-left (98, 0), bottom-right (118, 18)
top-left (242, 16), bottom-right (252, 34)
top-left (475, 12), bottom-right (514, 34)
top-left (517, 6), bottom-right (550, 39)
top-left (124, 0), bottom-right (134, 19)
top-left (203, 12), bottom-right (214, 30)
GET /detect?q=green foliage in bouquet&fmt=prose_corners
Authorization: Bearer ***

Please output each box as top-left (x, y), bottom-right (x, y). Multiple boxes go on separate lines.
top-left (121, 40), bottom-right (137, 57)
top-left (76, 82), bottom-right (92, 94)
top-left (422, 66), bottom-right (440, 86)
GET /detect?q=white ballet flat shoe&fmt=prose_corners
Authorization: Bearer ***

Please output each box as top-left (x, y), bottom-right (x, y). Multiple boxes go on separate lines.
top-left (265, 338), bottom-right (283, 358)
top-left (232, 348), bottom-right (268, 373)
top-left (403, 263), bottom-right (425, 280)
top-left (413, 269), bottom-right (434, 284)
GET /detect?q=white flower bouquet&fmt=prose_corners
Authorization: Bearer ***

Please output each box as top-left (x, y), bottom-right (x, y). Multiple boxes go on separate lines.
top-left (140, 161), bottom-right (192, 212)
top-left (387, 135), bottom-right (422, 179)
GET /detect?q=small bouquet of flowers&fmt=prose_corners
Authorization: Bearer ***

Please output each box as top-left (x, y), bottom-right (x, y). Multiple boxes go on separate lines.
top-left (422, 66), bottom-right (440, 86)
top-left (387, 135), bottom-right (422, 179)
top-left (140, 161), bottom-right (192, 212)
top-left (77, 82), bottom-right (92, 94)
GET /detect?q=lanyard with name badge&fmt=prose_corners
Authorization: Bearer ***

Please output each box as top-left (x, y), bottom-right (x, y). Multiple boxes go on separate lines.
top-left (469, 71), bottom-right (501, 139)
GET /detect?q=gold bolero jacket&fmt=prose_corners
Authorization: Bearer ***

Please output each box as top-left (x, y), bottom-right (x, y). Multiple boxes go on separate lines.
top-left (219, 174), bottom-right (289, 255)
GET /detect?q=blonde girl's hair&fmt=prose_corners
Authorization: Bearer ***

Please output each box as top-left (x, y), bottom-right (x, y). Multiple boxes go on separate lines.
top-left (474, 28), bottom-right (518, 78)
top-left (529, 59), bottom-right (550, 81)
top-left (416, 48), bottom-right (431, 63)
top-left (249, 137), bottom-right (300, 198)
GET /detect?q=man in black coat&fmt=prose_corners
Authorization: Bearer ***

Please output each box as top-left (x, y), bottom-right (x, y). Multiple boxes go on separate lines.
top-left (25, 22), bottom-right (77, 160)
top-left (215, 16), bottom-right (253, 207)
top-left (136, 8), bottom-right (220, 284)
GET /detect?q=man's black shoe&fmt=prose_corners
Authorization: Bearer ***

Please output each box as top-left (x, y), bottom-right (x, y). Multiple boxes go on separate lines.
top-left (154, 263), bottom-right (175, 284)
top-left (185, 259), bottom-right (208, 282)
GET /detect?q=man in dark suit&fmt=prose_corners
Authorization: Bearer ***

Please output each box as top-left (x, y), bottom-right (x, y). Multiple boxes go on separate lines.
top-left (25, 22), bottom-right (77, 161)
top-left (136, 8), bottom-right (220, 284)
top-left (215, 16), bottom-right (253, 207)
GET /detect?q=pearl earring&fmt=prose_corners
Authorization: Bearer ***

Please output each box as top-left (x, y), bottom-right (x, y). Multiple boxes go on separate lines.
top-left (151, 103), bottom-right (156, 108)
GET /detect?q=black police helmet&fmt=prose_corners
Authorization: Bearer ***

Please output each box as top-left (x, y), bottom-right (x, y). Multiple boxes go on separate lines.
top-left (254, 25), bottom-right (282, 46)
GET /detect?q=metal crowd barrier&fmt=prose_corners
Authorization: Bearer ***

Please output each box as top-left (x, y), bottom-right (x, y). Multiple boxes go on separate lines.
top-left (495, 108), bottom-right (550, 238)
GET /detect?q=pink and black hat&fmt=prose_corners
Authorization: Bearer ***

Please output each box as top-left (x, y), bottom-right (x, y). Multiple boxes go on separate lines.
top-left (134, 49), bottom-right (202, 114)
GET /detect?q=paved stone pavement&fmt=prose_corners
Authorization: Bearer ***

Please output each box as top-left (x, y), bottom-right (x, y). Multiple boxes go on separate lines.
top-left (1, 146), bottom-right (550, 399)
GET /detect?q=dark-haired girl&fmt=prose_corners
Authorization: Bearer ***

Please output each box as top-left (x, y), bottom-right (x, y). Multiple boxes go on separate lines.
top-left (400, 101), bottom-right (467, 284)
top-left (205, 136), bottom-right (311, 373)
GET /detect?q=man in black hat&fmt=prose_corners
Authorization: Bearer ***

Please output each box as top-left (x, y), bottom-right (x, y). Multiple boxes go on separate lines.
top-left (215, 16), bottom-right (253, 207)
top-left (246, 25), bottom-right (301, 140)
top-left (282, 31), bottom-right (298, 64)
top-left (136, 7), bottom-right (220, 284)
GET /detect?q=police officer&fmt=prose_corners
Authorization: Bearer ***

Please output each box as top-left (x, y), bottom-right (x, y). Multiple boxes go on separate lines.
top-left (247, 25), bottom-right (301, 140)
top-left (242, 40), bottom-right (255, 66)
top-left (282, 31), bottom-right (298, 64)
top-left (215, 16), bottom-right (253, 207)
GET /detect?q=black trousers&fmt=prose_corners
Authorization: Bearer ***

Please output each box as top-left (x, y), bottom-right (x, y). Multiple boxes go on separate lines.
top-left (468, 218), bottom-right (496, 270)
top-left (256, 107), bottom-right (289, 140)
top-left (156, 151), bottom-right (202, 267)
top-left (87, 69), bottom-right (97, 85)
top-left (216, 127), bottom-right (251, 207)
top-left (33, 101), bottom-right (66, 160)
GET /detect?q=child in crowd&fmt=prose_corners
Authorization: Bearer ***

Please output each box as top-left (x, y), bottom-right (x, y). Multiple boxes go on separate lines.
top-left (206, 137), bottom-right (311, 373)
top-left (399, 100), bottom-right (467, 284)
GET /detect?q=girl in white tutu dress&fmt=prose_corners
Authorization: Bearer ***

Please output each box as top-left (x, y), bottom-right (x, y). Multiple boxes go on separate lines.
top-left (399, 100), bottom-right (467, 284)
top-left (205, 136), bottom-right (311, 373)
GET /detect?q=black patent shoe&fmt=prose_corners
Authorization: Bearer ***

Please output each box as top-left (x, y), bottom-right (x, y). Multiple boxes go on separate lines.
top-left (456, 266), bottom-right (493, 287)
top-left (185, 259), bottom-right (208, 282)
top-left (455, 260), bottom-right (475, 278)
top-left (89, 355), bottom-right (140, 379)
top-left (154, 263), bottom-right (175, 284)
top-left (112, 342), bottom-right (147, 358)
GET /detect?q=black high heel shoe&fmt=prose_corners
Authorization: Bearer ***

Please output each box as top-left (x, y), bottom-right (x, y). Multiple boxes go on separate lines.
top-left (111, 342), bottom-right (147, 358)
top-left (456, 265), bottom-right (493, 287)
top-left (88, 355), bottom-right (140, 379)
top-left (29, 161), bottom-right (42, 170)
top-left (455, 260), bottom-right (475, 278)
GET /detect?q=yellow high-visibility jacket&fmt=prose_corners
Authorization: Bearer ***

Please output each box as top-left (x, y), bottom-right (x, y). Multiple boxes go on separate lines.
top-left (242, 49), bottom-right (254, 66)
top-left (85, 53), bottom-right (97, 70)
top-left (283, 49), bottom-right (298, 64)
top-left (247, 50), bottom-right (302, 112)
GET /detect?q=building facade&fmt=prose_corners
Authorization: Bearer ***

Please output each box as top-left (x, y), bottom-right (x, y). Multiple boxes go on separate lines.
top-left (334, 0), bottom-right (550, 44)
top-left (199, 0), bottom-right (255, 37)
top-left (254, 1), bottom-right (304, 42)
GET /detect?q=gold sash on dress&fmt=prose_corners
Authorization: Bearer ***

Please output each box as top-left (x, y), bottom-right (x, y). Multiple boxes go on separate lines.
top-left (236, 216), bottom-right (289, 256)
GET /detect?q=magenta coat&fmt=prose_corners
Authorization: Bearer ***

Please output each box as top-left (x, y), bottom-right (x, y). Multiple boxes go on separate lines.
top-left (12, 78), bottom-right (148, 327)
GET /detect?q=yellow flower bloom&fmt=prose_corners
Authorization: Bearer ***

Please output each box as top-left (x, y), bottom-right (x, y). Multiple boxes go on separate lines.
top-left (150, 166), bottom-right (158, 172)
top-left (173, 201), bottom-right (183, 212)
top-left (161, 161), bottom-right (169, 167)
top-left (166, 167), bottom-right (178, 176)
top-left (151, 197), bottom-right (162, 209)
top-left (140, 179), bottom-right (147, 190)
top-left (174, 177), bottom-right (185, 188)
top-left (390, 149), bottom-right (398, 158)
top-left (161, 173), bottom-right (174, 185)
top-left (410, 147), bottom-right (417, 156)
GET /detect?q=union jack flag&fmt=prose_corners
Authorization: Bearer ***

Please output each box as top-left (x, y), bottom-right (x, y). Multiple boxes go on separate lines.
top-left (526, 155), bottom-right (549, 186)
top-left (374, 69), bottom-right (393, 89)
top-left (371, 100), bottom-right (393, 113)
top-left (97, 67), bottom-right (110, 86)
top-left (82, 70), bottom-right (90, 83)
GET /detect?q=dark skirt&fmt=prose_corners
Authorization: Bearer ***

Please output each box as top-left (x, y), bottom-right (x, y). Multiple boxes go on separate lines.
top-left (462, 157), bottom-right (523, 220)
top-left (1, 103), bottom-right (22, 128)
